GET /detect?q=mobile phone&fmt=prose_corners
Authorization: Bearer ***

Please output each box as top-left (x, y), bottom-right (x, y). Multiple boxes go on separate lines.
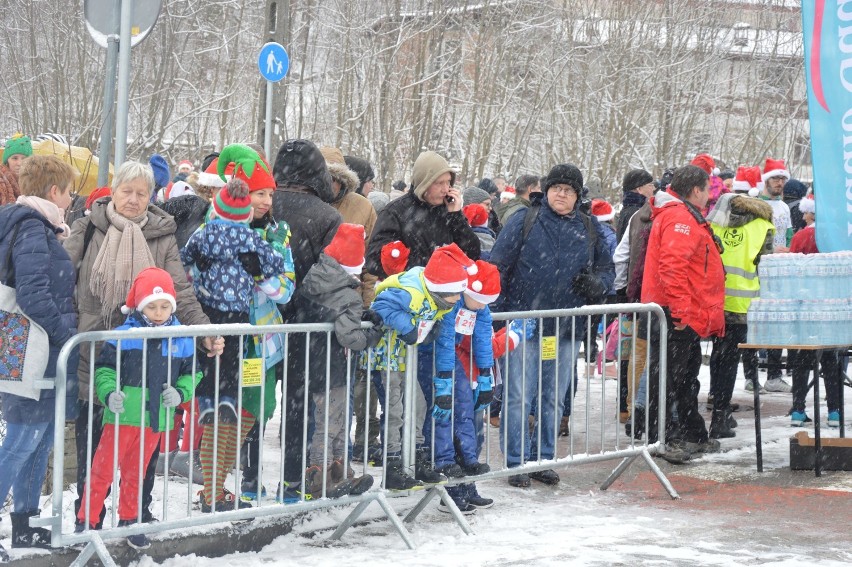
top-left (445, 195), bottom-right (455, 204)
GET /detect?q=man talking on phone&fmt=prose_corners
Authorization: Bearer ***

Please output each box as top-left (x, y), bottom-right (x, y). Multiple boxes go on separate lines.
top-left (366, 151), bottom-right (480, 278)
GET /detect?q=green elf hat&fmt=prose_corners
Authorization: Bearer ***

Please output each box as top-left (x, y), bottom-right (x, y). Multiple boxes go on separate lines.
top-left (2, 133), bottom-right (33, 165)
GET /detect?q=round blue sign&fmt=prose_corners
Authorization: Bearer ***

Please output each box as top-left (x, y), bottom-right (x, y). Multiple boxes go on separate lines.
top-left (258, 42), bottom-right (289, 82)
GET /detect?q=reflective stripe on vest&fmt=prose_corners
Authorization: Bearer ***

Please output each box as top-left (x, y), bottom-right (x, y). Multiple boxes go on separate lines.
top-left (711, 218), bottom-right (775, 314)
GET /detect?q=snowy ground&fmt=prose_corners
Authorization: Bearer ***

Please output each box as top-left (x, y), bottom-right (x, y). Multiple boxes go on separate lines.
top-left (3, 345), bottom-right (852, 565)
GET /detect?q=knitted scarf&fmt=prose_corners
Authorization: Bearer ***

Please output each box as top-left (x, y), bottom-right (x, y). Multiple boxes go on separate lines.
top-left (16, 195), bottom-right (71, 240)
top-left (89, 202), bottom-right (154, 322)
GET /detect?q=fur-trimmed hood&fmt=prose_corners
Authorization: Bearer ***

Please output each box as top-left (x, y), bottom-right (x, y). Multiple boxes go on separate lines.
top-left (706, 193), bottom-right (773, 228)
top-left (320, 146), bottom-right (361, 204)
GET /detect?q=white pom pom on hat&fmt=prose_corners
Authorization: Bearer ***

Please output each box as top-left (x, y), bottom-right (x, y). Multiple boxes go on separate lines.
top-left (391, 249), bottom-right (400, 258)
top-left (471, 280), bottom-right (483, 292)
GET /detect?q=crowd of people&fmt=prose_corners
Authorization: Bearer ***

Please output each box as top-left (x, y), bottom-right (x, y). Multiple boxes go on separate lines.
top-left (0, 132), bottom-right (846, 559)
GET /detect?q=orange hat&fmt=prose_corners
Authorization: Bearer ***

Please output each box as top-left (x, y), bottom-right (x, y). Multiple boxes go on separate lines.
top-left (423, 243), bottom-right (475, 294)
top-left (325, 223), bottom-right (366, 275)
top-left (121, 267), bottom-right (176, 315)
top-left (85, 186), bottom-right (112, 213)
top-left (381, 240), bottom-right (410, 276)
top-left (463, 204), bottom-right (489, 227)
top-left (464, 260), bottom-right (501, 304)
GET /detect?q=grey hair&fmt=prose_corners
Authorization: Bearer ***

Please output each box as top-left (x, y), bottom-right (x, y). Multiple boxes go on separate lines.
top-left (112, 161), bottom-right (155, 193)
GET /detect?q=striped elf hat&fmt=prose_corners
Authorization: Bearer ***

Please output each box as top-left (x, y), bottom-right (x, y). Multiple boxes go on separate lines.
top-left (212, 178), bottom-right (253, 222)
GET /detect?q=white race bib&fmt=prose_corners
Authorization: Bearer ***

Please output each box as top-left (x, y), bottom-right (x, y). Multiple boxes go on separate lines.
top-left (416, 319), bottom-right (435, 344)
top-left (454, 308), bottom-right (477, 335)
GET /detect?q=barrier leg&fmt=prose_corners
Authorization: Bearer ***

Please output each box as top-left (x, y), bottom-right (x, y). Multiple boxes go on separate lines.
top-left (402, 486), bottom-right (440, 523)
top-left (328, 495), bottom-right (374, 542)
top-left (599, 455), bottom-right (639, 491)
top-left (375, 492), bottom-right (417, 549)
top-left (640, 449), bottom-right (680, 499)
top-left (403, 486), bottom-right (473, 535)
top-left (71, 534), bottom-right (116, 567)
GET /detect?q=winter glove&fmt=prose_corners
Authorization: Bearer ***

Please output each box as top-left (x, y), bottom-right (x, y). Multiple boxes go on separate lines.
top-left (107, 391), bottom-right (126, 414)
top-left (432, 375), bottom-right (453, 422)
top-left (572, 269), bottom-right (607, 305)
top-left (380, 241), bottom-right (409, 276)
top-left (239, 252), bottom-right (264, 279)
top-left (508, 318), bottom-right (537, 342)
top-left (161, 384), bottom-right (183, 408)
top-left (266, 220), bottom-right (290, 248)
top-left (361, 309), bottom-right (383, 327)
top-left (195, 255), bottom-right (214, 272)
top-left (399, 327), bottom-right (419, 345)
top-left (474, 373), bottom-right (493, 412)
top-left (364, 327), bottom-right (384, 349)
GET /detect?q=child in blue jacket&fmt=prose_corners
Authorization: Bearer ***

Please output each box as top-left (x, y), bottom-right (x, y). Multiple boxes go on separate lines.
top-left (76, 268), bottom-right (200, 549)
top-left (368, 243), bottom-right (475, 490)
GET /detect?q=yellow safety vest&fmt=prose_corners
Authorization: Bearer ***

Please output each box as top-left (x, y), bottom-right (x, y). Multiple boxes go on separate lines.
top-left (711, 218), bottom-right (775, 313)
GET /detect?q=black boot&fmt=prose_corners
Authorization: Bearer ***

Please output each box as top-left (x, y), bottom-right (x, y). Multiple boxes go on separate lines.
top-left (11, 510), bottom-right (51, 549)
top-left (384, 456), bottom-right (423, 491)
top-left (414, 450), bottom-right (447, 484)
top-left (726, 407), bottom-right (738, 429)
top-left (709, 409), bottom-right (735, 439)
top-left (0, 541), bottom-right (9, 562)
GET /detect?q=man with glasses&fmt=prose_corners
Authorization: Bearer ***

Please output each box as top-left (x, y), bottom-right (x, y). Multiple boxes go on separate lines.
top-left (641, 165), bottom-right (726, 462)
top-left (490, 163), bottom-right (614, 487)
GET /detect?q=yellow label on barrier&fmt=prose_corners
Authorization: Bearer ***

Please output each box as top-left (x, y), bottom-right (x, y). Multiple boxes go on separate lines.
top-left (242, 358), bottom-right (263, 387)
top-left (541, 336), bottom-right (557, 361)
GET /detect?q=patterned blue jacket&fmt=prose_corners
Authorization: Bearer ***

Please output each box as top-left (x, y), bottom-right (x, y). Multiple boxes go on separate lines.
top-left (181, 218), bottom-right (286, 313)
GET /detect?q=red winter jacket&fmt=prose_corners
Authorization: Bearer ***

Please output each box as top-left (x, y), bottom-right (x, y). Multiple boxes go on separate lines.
top-left (641, 190), bottom-right (725, 338)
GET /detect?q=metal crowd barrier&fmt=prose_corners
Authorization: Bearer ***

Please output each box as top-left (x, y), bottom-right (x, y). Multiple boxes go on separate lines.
top-left (32, 304), bottom-right (674, 565)
top-left (403, 303), bottom-right (677, 535)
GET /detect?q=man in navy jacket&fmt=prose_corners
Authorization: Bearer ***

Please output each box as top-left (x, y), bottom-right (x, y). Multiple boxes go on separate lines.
top-left (490, 163), bottom-right (614, 488)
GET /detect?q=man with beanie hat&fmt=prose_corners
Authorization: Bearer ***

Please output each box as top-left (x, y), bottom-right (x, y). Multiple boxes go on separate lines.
top-left (366, 150), bottom-right (480, 279)
top-left (615, 168), bottom-right (654, 242)
top-left (490, 163), bottom-right (614, 486)
top-left (1, 134), bottom-right (33, 205)
top-left (368, 243), bottom-right (475, 489)
top-left (271, 139), bottom-right (342, 498)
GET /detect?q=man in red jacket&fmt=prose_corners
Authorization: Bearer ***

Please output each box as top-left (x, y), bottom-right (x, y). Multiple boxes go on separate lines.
top-left (641, 165), bottom-right (726, 461)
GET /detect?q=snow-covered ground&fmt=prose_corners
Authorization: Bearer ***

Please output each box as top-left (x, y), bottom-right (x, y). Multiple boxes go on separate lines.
top-left (4, 347), bottom-right (851, 565)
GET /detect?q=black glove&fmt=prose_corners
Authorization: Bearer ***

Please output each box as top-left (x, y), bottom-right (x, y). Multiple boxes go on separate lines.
top-left (196, 255), bottom-right (214, 272)
top-left (239, 252), bottom-right (263, 278)
top-left (572, 269), bottom-right (607, 304)
top-left (361, 309), bottom-right (383, 327)
top-left (399, 328), bottom-right (419, 345)
top-left (364, 327), bottom-right (384, 349)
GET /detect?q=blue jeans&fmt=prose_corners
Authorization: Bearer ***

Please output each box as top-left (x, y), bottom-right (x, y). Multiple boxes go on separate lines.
top-left (501, 336), bottom-right (580, 467)
top-left (0, 419), bottom-right (54, 512)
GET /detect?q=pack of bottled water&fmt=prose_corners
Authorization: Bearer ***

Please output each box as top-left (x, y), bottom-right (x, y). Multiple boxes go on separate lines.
top-left (747, 252), bottom-right (852, 346)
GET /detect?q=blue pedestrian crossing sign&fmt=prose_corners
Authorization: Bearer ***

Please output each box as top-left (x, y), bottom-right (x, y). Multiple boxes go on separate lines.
top-left (258, 42), bottom-right (289, 82)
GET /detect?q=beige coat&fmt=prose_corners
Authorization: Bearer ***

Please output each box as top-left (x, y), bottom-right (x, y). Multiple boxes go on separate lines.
top-left (64, 200), bottom-right (210, 401)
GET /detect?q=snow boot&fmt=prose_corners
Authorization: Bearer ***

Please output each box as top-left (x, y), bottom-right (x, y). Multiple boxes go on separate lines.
top-left (305, 464), bottom-right (353, 499)
top-left (559, 415), bottom-right (570, 437)
top-left (169, 451), bottom-right (204, 485)
top-left (709, 409), bottom-right (735, 439)
top-left (465, 483), bottom-right (494, 509)
top-left (415, 450), bottom-right (447, 484)
top-left (11, 510), bottom-right (51, 549)
top-left (117, 519), bottom-right (151, 550)
top-left (331, 457), bottom-right (373, 496)
top-left (384, 456), bottom-right (423, 491)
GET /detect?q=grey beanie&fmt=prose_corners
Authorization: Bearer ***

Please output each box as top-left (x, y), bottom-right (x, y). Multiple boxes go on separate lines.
top-left (463, 186), bottom-right (491, 206)
top-left (367, 191), bottom-right (390, 213)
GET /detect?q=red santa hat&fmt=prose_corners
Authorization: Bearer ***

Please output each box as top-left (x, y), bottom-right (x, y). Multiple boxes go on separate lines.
top-left (381, 241), bottom-right (410, 276)
top-left (423, 243), bottom-right (476, 294)
top-left (463, 203), bottom-right (489, 227)
top-left (590, 199), bottom-right (614, 222)
top-left (731, 166), bottom-right (763, 197)
top-left (500, 186), bottom-right (516, 200)
top-left (177, 159), bottom-right (194, 172)
top-left (121, 267), bottom-right (177, 315)
top-left (212, 178), bottom-right (253, 223)
top-left (85, 186), bottom-right (112, 214)
top-left (197, 158), bottom-right (228, 189)
top-left (798, 194), bottom-right (815, 214)
top-left (325, 223), bottom-right (366, 275)
top-left (464, 260), bottom-right (501, 304)
top-left (762, 158), bottom-right (790, 182)
top-left (691, 153), bottom-right (720, 176)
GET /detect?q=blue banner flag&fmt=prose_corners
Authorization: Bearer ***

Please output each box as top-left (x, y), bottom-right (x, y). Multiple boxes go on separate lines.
top-left (802, 1), bottom-right (852, 252)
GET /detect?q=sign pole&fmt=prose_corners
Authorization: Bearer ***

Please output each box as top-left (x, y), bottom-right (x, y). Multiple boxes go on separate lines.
top-left (113, 0), bottom-right (133, 167)
top-left (96, 31), bottom-right (119, 187)
top-left (264, 80), bottom-right (274, 159)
